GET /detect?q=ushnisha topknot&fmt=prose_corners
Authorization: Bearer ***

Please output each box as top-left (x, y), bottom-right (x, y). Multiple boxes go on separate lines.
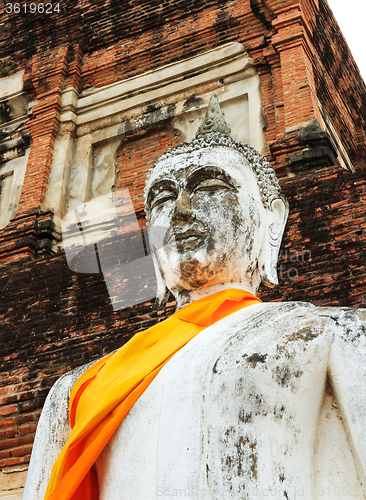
top-left (144, 94), bottom-right (283, 213)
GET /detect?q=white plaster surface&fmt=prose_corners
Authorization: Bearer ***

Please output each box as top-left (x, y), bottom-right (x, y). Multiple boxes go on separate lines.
top-left (42, 127), bottom-right (76, 227)
top-left (96, 303), bottom-right (366, 500)
top-left (24, 303), bottom-right (366, 500)
top-left (91, 138), bottom-right (122, 199)
top-left (0, 149), bottom-right (30, 229)
top-left (0, 71), bottom-right (24, 100)
top-left (170, 80), bottom-right (265, 149)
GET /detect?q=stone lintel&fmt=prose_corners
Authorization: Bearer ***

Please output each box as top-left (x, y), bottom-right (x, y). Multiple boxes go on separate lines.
top-left (59, 43), bottom-right (253, 132)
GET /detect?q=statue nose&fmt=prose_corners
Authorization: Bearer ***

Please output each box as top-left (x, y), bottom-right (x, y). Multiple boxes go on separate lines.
top-left (172, 190), bottom-right (193, 221)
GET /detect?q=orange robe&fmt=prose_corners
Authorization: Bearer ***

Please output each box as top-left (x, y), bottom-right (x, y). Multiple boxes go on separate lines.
top-left (45, 289), bottom-right (261, 500)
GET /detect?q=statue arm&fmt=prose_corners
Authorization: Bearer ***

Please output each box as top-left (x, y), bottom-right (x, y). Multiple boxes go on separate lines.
top-left (22, 363), bottom-right (93, 500)
top-left (328, 309), bottom-right (366, 488)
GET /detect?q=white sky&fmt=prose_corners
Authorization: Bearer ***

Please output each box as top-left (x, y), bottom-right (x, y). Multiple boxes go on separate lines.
top-left (326, 0), bottom-right (366, 83)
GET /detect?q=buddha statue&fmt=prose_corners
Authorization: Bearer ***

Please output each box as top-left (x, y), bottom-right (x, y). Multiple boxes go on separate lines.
top-left (23, 95), bottom-right (366, 500)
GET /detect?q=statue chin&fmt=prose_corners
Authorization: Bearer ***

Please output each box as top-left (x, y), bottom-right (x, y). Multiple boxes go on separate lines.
top-left (159, 248), bottom-right (259, 298)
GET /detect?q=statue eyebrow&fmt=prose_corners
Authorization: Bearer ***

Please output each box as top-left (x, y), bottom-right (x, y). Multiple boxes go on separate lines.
top-left (186, 166), bottom-right (238, 190)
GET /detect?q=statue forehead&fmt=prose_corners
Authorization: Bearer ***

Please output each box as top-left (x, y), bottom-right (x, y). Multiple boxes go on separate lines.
top-left (146, 146), bottom-right (256, 189)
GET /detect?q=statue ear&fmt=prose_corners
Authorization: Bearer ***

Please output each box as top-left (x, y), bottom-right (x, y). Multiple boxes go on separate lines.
top-left (151, 251), bottom-right (171, 311)
top-left (258, 196), bottom-right (289, 287)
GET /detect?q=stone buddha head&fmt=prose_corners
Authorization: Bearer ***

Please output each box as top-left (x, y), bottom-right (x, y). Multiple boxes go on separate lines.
top-left (145, 94), bottom-right (289, 308)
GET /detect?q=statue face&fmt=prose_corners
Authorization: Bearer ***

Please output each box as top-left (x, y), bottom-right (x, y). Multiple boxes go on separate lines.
top-left (146, 147), bottom-right (268, 295)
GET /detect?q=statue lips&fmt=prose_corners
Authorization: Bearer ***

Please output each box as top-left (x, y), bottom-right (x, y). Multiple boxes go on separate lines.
top-left (173, 228), bottom-right (205, 251)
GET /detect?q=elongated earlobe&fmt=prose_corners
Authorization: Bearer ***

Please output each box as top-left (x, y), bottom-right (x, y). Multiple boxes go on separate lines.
top-left (151, 252), bottom-right (171, 310)
top-left (258, 196), bottom-right (289, 287)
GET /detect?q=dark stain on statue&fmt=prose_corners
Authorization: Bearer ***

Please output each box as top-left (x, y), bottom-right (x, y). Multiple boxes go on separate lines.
top-left (287, 326), bottom-right (318, 342)
top-left (275, 365), bottom-right (291, 387)
top-left (248, 392), bottom-right (268, 417)
top-left (225, 426), bottom-right (235, 437)
top-left (212, 358), bottom-right (222, 374)
top-left (239, 409), bottom-right (252, 423)
top-left (233, 436), bottom-right (258, 479)
top-left (329, 312), bottom-right (365, 342)
top-left (273, 404), bottom-right (286, 420)
top-left (244, 353), bottom-right (267, 367)
top-left (235, 376), bottom-right (245, 396)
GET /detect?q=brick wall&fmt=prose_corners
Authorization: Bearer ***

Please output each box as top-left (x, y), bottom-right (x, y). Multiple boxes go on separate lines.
top-left (1, 0), bottom-right (364, 179)
top-left (1, 0), bottom-right (236, 68)
top-left (260, 166), bottom-right (366, 306)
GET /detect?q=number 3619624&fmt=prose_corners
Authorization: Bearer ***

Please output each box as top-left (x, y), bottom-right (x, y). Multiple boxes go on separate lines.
top-left (5, 3), bottom-right (60, 13)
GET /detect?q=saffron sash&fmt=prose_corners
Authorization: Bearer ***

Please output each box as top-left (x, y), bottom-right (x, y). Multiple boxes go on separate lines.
top-left (45, 289), bottom-right (261, 500)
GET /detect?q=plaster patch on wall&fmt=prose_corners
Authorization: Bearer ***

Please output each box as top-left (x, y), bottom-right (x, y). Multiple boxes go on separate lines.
top-left (0, 69), bottom-right (31, 229)
top-left (90, 137), bottom-right (123, 200)
top-left (317, 99), bottom-right (355, 172)
top-left (0, 466), bottom-right (27, 500)
top-left (0, 71), bottom-right (24, 101)
top-left (0, 149), bottom-right (30, 229)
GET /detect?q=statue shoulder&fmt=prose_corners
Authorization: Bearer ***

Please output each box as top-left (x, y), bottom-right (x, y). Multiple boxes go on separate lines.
top-left (22, 359), bottom-right (99, 500)
top-left (229, 301), bottom-right (364, 344)
top-left (313, 305), bottom-right (366, 343)
top-left (43, 360), bottom-right (97, 414)
top-left (38, 358), bottom-right (99, 434)
top-left (55, 360), bottom-right (97, 398)
top-left (258, 301), bottom-right (366, 331)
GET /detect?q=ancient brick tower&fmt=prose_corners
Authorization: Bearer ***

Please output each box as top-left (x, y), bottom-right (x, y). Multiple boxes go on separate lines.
top-left (0, 0), bottom-right (365, 496)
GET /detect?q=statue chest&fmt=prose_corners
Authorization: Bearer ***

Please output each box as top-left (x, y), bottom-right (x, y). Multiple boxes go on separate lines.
top-left (95, 303), bottom-right (358, 499)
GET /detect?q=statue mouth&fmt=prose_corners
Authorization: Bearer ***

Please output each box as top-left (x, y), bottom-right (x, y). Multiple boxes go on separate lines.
top-left (173, 229), bottom-right (205, 250)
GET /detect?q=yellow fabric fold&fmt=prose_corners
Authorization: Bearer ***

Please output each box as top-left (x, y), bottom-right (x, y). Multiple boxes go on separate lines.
top-left (45, 289), bottom-right (261, 500)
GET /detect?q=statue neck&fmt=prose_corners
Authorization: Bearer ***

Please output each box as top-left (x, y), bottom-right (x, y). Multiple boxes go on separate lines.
top-left (174, 282), bottom-right (259, 310)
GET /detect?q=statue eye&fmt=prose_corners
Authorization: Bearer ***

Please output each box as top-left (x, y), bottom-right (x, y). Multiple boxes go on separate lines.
top-left (193, 179), bottom-right (232, 192)
top-left (150, 190), bottom-right (177, 210)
